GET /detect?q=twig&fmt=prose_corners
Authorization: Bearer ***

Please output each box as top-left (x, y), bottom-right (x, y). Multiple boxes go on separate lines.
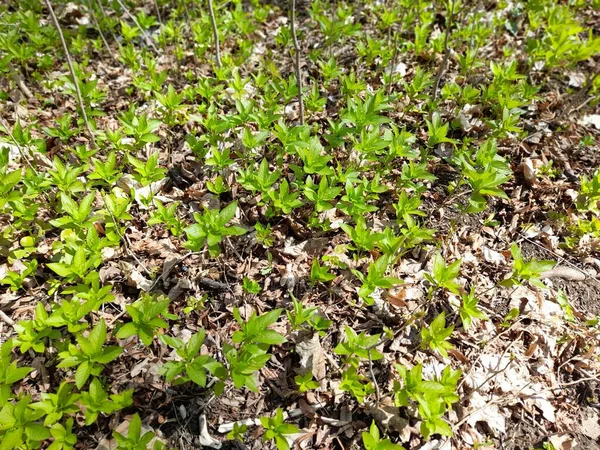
top-left (148, 251), bottom-right (200, 292)
top-left (217, 405), bottom-right (323, 433)
top-left (368, 350), bottom-right (381, 405)
top-left (518, 233), bottom-right (600, 289)
top-left (290, 0), bottom-right (305, 125)
top-left (0, 310), bottom-right (15, 327)
top-left (0, 119), bottom-right (39, 176)
top-left (114, 0), bottom-right (160, 53)
top-left (207, 0), bottom-right (221, 68)
top-left (431, 0), bottom-right (455, 106)
top-left (85, 0), bottom-right (116, 60)
top-left (9, 65), bottom-right (33, 100)
top-left (457, 318), bottom-right (524, 392)
top-left (94, 0), bottom-right (123, 53)
top-left (44, 0), bottom-right (96, 148)
top-left (153, 0), bottom-right (163, 24)
top-left (461, 333), bottom-right (521, 402)
top-left (99, 191), bottom-right (152, 276)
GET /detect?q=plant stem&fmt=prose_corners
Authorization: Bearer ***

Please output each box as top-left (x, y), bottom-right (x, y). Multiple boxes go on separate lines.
top-left (44, 0), bottom-right (96, 148)
top-left (85, 0), bottom-right (115, 60)
top-left (431, 0), bottom-right (455, 105)
top-left (207, 0), bottom-right (221, 68)
top-left (290, 0), bottom-right (305, 125)
top-left (114, 0), bottom-right (159, 53)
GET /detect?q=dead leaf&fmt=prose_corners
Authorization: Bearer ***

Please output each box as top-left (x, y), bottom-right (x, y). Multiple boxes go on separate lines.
top-left (295, 332), bottom-right (327, 385)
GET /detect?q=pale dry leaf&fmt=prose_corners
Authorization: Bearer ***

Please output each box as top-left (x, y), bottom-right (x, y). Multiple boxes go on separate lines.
top-left (466, 392), bottom-right (506, 434)
top-left (295, 332), bottom-right (327, 384)
top-left (580, 114), bottom-right (600, 129)
top-left (481, 246), bottom-right (506, 265)
top-left (365, 397), bottom-right (408, 434)
top-left (198, 414), bottom-right (222, 449)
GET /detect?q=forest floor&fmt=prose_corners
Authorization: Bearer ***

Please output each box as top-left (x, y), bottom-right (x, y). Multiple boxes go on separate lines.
top-left (1, 0), bottom-right (600, 449)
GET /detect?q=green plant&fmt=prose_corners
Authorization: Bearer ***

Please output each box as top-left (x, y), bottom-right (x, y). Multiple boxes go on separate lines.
top-left (501, 243), bottom-right (555, 289)
top-left (57, 319), bottom-right (123, 389)
top-left (394, 364), bottom-right (460, 439)
top-left (232, 308), bottom-right (286, 348)
top-left (303, 175), bottom-right (341, 213)
top-left (48, 418), bottom-right (77, 450)
top-left (339, 365), bottom-right (376, 403)
top-left (335, 326), bottom-right (383, 368)
top-left (260, 408), bottom-right (300, 450)
top-left (1, 260), bottom-right (38, 292)
top-left (460, 288), bottom-right (488, 329)
top-left (184, 202), bottom-right (247, 256)
top-left (30, 382), bottom-right (79, 426)
top-left (78, 377), bottom-right (133, 425)
top-left (0, 340), bottom-right (33, 405)
top-left (128, 152), bottom-right (166, 187)
top-left (424, 253), bottom-right (462, 295)
top-left (420, 312), bottom-right (454, 358)
top-left (362, 421), bottom-right (405, 450)
top-left (13, 302), bottom-right (61, 354)
top-left (310, 258), bottom-right (335, 285)
top-left (113, 414), bottom-right (163, 450)
top-left (227, 422), bottom-right (248, 442)
top-left (116, 293), bottom-right (176, 346)
top-left (0, 395), bottom-right (50, 449)
top-left (286, 295), bottom-right (331, 335)
top-left (426, 112), bottom-right (455, 148)
top-left (352, 256), bottom-right (402, 305)
top-left (147, 200), bottom-right (184, 236)
top-left (159, 330), bottom-right (226, 389)
top-left (341, 217), bottom-right (384, 252)
top-left (294, 372), bottom-right (320, 393)
top-left (266, 179), bottom-right (303, 216)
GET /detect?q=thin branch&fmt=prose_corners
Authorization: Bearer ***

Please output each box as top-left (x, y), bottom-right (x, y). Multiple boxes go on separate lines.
top-left (0, 310), bottom-right (15, 327)
top-left (44, 0), bottom-right (96, 148)
top-left (94, 0), bottom-right (124, 53)
top-left (431, 0), bottom-right (455, 105)
top-left (207, 0), bottom-right (221, 68)
top-left (114, 0), bottom-right (160, 53)
top-left (368, 350), bottom-right (381, 405)
top-left (290, 0), bottom-right (305, 124)
top-left (518, 233), bottom-right (600, 289)
top-left (85, 0), bottom-right (116, 60)
top-left (99, 191), bottom-right (152, 277)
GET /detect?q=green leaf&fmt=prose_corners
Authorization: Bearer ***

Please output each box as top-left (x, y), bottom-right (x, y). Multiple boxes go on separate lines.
top-left (88, 319), bottom-right (107, 355)
top-left (75, 361), bottom-right (92, 389)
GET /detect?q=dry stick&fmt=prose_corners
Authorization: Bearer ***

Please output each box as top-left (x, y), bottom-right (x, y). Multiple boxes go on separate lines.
top-left (99, 191), bottom-right (152, 277)
top-left (85, 0), bottom-right (115, 60)
top-left (290, 0), bottom-right (305, 125)
top-left (114, 0), bottom-right (160, 54)
top-left (94, 0), bottom-right (123, 53)
top-left (207, 0), bottom-right (221, 68)
top-left (0, 118), bottom-right (39, 177)
top-left (44, 0), bottom-right (96, 149)
top-left (517, 233), bottom-right (600, 289)
top-left (431, 0), bottom-right (455, 106)
top-left (153, 0), bottom-right (163, 24)
top-left (368, 350), bottom-right (381, 405)
top-left (0, 310), bottom-right (15, 327)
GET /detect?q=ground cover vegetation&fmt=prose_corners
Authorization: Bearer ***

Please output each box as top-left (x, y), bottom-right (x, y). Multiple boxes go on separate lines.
top-left (1, 0), bottom-right (600, 448)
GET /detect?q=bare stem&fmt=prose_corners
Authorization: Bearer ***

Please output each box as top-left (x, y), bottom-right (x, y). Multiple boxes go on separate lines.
top-left (432, 0), bottom-right (455, 105)
top-left (85, 0), bottom-right (116, 60)
top-left (290, 0), bottom-right (305, 125)
top-left (114, 0), bottom-right (159, 53)
top-left (207, 0), bottom-right (221, 68)
top-left (44, 0), bottom-right (96, 148)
